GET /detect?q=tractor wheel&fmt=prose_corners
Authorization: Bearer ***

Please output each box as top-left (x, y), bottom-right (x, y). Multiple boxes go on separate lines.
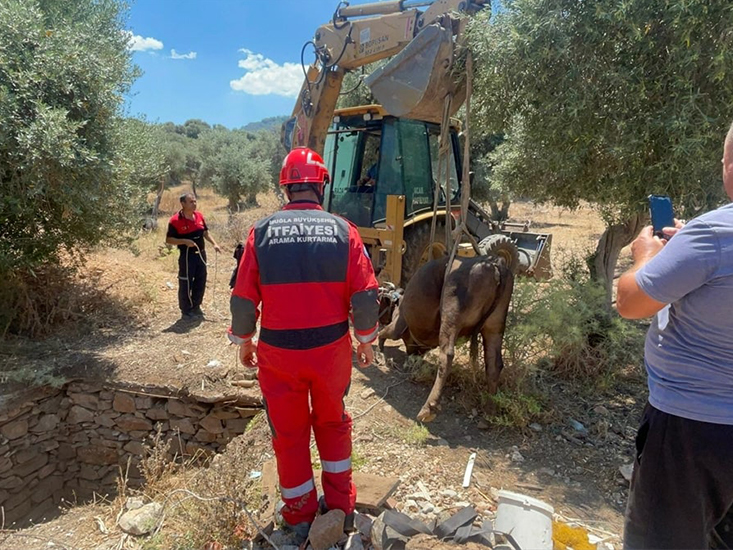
top-left (479, 234), bottom-right (520, 274)
top-left (400, 220), bottom-right (447, 286)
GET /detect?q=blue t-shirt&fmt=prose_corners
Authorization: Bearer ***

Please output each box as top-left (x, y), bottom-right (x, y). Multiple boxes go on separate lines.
top-left (636, 202), bottom-right (733, 425)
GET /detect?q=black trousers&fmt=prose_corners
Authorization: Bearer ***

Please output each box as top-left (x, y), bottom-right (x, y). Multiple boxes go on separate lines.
top-left (624, 403), bottom-right (733, 549)
top-left (177, 249), bottom-right (207, 313)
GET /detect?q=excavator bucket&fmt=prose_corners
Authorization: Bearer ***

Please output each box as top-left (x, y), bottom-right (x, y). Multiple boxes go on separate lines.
top-left (365, 23), bottom-right (464, 123)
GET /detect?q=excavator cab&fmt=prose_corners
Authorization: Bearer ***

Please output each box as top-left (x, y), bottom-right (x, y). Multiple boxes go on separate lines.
top-left (323, 106), bottom-right (459, 228)
top-left (322, 105), bottom-right (553, 286)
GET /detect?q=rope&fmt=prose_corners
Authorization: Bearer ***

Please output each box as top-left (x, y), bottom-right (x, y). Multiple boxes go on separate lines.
top-left (439, 52), bottom-right (474, 312)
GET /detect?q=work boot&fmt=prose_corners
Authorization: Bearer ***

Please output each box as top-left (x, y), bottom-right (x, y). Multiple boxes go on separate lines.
top-left (180, 311), bottom-right (195, 320)
top-left (274, 501), bottom-right (311, 546)
top-left (191, 306), bottom-right (204, 317)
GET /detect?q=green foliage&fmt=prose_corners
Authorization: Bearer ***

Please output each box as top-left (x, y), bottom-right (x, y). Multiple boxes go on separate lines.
top-left (503, 256), bottom-right (645, 381)
top-left (468, 0), bottom-right (733, 224)
top-left (242, 115), bottom-right (289, 133)
top-left (198, 129), bottom-right (276, 211)
top-left (337, 63), bottom-right (385, 109)
top-left (0, 0), bottom-right (157, 274)
top-left (486, 389), bottom-right (543, 428)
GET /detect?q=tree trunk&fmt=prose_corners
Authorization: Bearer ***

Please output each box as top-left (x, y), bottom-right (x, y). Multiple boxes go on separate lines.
top-left (191, 177), bottom-right (198, 199)
top-left (146, 179), bottom-right (166, 231)
top-left (588, 212), bottom-right (645, 310)
top-left (489, 199), bottom-right (511, 222)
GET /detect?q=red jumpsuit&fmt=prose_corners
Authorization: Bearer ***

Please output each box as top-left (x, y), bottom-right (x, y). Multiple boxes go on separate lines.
top-left (228, 200), bottom-right (379, 525)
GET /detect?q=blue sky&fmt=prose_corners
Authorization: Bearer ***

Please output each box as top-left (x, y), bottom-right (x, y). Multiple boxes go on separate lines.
top-left (124, 0), bottom-right (339, 128)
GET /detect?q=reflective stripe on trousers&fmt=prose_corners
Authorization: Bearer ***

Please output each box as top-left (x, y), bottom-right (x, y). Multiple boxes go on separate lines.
top-left (321, 457), bottom-right (352, 474)
top-left (280, 477), bottom-right (315, 499)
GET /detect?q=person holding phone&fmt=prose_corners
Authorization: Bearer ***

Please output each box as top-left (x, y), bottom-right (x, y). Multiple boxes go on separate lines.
top-left (616, 126), bottom-right (733, 549)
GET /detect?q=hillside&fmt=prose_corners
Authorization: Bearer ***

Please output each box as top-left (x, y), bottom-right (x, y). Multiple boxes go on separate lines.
top-left (242, 115), bottom-right (289, 133)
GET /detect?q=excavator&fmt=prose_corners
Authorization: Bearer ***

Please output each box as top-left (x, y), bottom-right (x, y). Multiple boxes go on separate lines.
top-left (282, 0), bottom-right (552, 287)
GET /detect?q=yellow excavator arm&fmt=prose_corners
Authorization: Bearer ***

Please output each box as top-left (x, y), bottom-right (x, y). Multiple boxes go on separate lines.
top-left (283, 0), bottom-right (487, 155)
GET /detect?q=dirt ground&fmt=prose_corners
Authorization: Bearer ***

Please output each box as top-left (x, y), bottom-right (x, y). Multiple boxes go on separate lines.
top-left (0, 191), bottom-right (647, 549)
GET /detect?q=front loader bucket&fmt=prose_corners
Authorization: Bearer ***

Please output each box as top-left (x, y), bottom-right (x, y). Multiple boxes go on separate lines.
top-left (365, 23), bottom-right (464, 123)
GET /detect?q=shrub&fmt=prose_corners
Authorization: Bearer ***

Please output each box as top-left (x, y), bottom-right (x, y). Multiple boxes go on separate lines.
top-left (504, 256), bottom-right (645, 381)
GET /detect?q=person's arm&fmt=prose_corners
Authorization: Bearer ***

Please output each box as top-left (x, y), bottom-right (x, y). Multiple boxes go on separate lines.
top-left (346, 225), bottom-right (380, 367)
top-left (616, 226), bottom-right (668, 319)
top-left (617, 220), bottom-right (719, 319)
top-left (203, 230), bottom-right (222, 253)
top-left (165, 222), bottom-right (195, 247)
top-left (228, 228), bottom-right (261, 367)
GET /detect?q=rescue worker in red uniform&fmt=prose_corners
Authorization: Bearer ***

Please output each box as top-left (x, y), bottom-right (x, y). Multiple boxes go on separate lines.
top-left (228, 147), bottom-right (379, 536)
top-left (166, 193), bottom-right (221, 319)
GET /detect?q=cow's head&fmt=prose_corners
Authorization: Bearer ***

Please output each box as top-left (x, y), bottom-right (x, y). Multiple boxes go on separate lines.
top-left (377, 284), bottom-right (402, 326)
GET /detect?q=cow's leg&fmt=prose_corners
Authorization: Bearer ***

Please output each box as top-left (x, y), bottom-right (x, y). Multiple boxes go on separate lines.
top-left (481, 328), bottom-right (504, 395)
top-left (480, 281), bottom-right (513, 395)
top-left (417, 330), bottom-right (456, 423)
top-left (469, 333), bottom-right (479, 370)
top-left (377, 306), bottom-right (408, 352)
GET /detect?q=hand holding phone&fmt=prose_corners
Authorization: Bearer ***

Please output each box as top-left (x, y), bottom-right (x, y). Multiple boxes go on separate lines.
top-left (648, 195), bottom-right (675, 239)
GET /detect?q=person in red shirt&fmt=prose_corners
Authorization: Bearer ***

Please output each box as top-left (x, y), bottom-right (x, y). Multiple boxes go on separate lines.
top-left (228, 147), bottom-right (379, 539)
top-left (166, 193), bottom-right (221, 319)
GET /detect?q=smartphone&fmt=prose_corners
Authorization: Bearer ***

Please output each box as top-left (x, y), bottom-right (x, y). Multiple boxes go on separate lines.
top-left (648, 195), bottom-right (675, 238)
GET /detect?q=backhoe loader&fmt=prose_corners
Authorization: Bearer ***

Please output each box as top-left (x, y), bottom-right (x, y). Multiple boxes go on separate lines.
top-left (282, 0), bottom-right (552, 287)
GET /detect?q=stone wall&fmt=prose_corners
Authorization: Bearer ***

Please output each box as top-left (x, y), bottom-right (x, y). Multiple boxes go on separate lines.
top-left (0, 380), bottom-right (262, 526)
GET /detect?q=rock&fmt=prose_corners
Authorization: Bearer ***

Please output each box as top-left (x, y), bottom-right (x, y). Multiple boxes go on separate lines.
top-left (31, 414), bottom-right (59, 433)
top-left (619, 463), bottom-right (634, 482)
top-left (568, 418), bottom-right (588, 435)
top-left (226, 418), bottom-right (249, 433)
top-left (476, 419), bottom-right (490, 430)
top-left (115, 415), bottom-right (153, 432)
top-left (440, 490), bottom-right (458, 499)
top-left (113, 393), bottom-right (136, 413)
top-left (309, 509), bottom-right (345, 550)
top-left (15, 453), bottom-right (49, 477)
top-left (1, 419), bottom-right (29, 440)
top-left (145, 407), bottom-right (169, 421)
top-left (206, 360), bottom-right (223, 368)
top-left (210, 408), bottom-right (240, 420)
top-left (200, 414), bottom-right (224, 434)
top-left (123, 442), bottom-right (147, 456)
top-left (68, 406), bottom-right (95, 424)
top-left (421, 502), bottom-right (435, 514)
top-left (69, 392), bottom-right (99, 410)
top-left (594, 405), bottom-right (610, 416)
top-left (170, 417), bottom-right (197, 435)
top-left (529, 423), bottom-right (543, 432)
top-left (371, 512), bottom-right (409, 550)
top-left (0, 476), bottom-right (23, 490)
top-left (345, 533), bottom-right (364, 550)
top-left (354, 512), bottom-right (373, 539)
top-left (168, 400), bottom-right (204, 418)
top-left (360, 388), bottom-right (376, 400)
top-left (510, 450), bottom-right (525, 463)
top-left (78, 446), bottom-right (118, 465)
top-left (125, 497), bottom-right (146, 511)
top-left (405, 499), bottom-right (419, 511)
top-left (118, 502), bottom-right (163, 536)
top-left (195, 429), bottom-right (218, 443)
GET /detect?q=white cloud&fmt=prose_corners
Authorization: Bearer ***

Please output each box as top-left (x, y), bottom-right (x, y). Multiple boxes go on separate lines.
top-left (124, 31), bottom-right (163, 52)
top-left (230, 49), bottom-right (302, 98)
top-left (171, 49), bottom-right (197, 60)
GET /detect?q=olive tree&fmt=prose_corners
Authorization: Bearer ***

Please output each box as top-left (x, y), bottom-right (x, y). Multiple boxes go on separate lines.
top-left (469, 0), bottom-right (733, 305)
top-left (0, 0), bottom-right (160, 273)
top-left (198, 129), bottom-right (271, 212)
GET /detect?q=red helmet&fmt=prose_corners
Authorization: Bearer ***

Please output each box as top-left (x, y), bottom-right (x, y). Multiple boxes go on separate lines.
top-left (280, 147), bottom-right (330, 186)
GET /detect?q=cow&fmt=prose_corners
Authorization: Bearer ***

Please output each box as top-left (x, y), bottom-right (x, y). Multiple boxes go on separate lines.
top-left (378, 254), bottom-right (514, 422)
